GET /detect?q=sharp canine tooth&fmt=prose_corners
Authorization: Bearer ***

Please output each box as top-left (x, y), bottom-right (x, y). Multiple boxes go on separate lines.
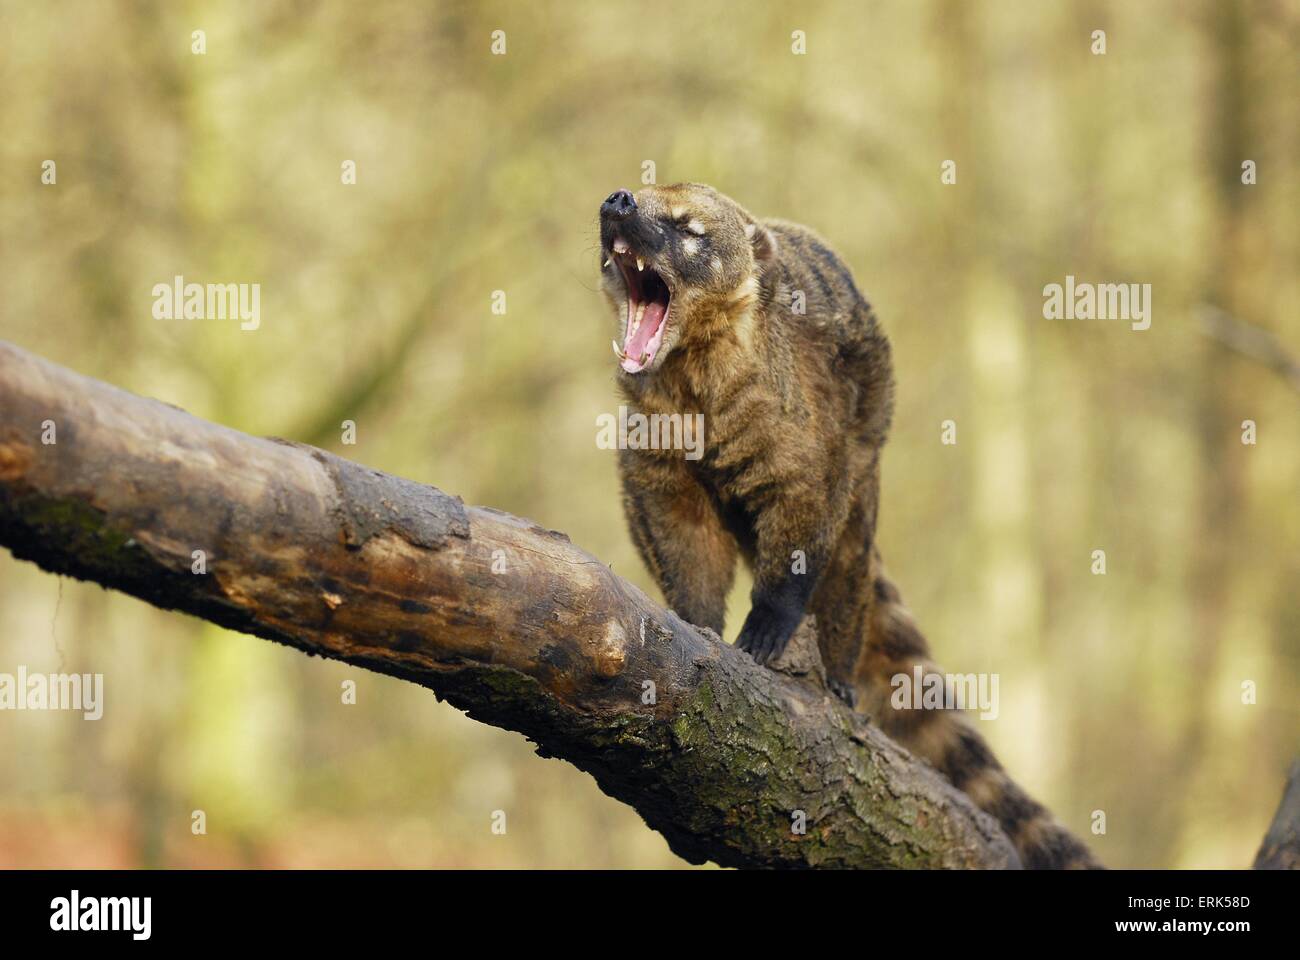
top-left (603, 257), bottom-right (610, 268)
top-left (612, 339), bottom-right (623, 359)
top-left (636, 258), bottom-right (645, 271)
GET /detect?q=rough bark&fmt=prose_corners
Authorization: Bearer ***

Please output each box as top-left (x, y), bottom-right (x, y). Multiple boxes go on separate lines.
top-left (1255, 761), bottom-right (1300, 870)
top-left (0, 339), bottom-right (1024, 869)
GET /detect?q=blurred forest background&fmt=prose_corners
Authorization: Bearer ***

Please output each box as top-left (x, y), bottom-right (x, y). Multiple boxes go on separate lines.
top-left (1, 0), bottom-right (1297, 868)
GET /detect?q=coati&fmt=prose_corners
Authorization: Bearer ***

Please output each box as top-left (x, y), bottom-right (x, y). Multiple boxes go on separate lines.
top-left (598, 182), bottom-right (1100, 869)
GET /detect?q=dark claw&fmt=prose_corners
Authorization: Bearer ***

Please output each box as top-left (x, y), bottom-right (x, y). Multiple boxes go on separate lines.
top-left (736, 601), bottom-right (799, 666)
top-left (828, 678), bottom-right (858, 709)
top-left (763, 628), bottom-right (784, 663)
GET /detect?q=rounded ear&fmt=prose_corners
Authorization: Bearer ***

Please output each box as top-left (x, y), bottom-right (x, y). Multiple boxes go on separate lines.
top-left (744, 219), bottom-right (778, 263)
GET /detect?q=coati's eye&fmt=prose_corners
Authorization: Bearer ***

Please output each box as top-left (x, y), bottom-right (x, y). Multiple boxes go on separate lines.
top-left (665, 213), bottom-right (707, 238)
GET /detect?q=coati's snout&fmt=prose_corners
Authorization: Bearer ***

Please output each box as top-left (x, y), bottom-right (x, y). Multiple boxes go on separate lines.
top-left (600, 186), bottom-right (674, 375)
top-left (601, 189), bottom-right (637, 220)
top-left (599, 182), bottom-right (777, 376)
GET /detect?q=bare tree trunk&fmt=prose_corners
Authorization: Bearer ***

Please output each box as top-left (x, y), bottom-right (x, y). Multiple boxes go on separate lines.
top-left (1255, 762), bottom-right (1300, 870)
top-left (0, 339), bottom-right (1022, 869)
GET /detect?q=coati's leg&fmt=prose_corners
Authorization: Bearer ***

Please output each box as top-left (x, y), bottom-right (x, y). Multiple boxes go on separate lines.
top-left (808, 455), bottom-right (882, 706)
top-left (619, 448), bottom-right (737, 636)
top-left (811, 515), bottom-right (883, 702)
top-left (734, 455), bottom-right (855, 667)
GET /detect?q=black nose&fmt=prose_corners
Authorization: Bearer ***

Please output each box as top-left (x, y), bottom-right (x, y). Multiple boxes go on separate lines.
top-left (601, 188), bottom-right (637, 220)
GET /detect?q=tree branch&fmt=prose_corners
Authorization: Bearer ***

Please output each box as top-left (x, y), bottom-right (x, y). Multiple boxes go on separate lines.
top-left (1255, 761), bottom-right (1300, 870)
top-left (1197, 304), bottom-right (1300, 392)
top-left (0, 339), bottom-right (1018, 869)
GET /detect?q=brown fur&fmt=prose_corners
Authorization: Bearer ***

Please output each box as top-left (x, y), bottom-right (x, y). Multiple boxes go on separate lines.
top-left (598, 183), bottom-right (1099, 869)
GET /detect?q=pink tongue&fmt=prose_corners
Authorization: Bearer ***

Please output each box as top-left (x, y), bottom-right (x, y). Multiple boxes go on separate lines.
top-left (624, 301), bottom-right (667, 360)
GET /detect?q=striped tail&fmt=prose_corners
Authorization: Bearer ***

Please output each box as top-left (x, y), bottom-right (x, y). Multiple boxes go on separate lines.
top-left (853, 563), bottom-right (1102, 869)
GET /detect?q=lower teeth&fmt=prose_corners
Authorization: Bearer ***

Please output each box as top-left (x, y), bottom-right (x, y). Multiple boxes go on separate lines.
top-left (611, 339), bottom-right (653, 367)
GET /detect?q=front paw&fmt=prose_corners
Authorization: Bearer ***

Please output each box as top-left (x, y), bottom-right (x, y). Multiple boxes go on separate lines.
top-left (735, 601), bottom-right (801, 667)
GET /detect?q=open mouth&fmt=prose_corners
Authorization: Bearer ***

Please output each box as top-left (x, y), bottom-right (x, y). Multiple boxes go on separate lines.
top-left (608, 238), bottom-right (671, 374)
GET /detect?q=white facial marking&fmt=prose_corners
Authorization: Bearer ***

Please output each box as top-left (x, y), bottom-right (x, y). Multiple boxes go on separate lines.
top-left (683, 238), bottom-right (699, 256)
